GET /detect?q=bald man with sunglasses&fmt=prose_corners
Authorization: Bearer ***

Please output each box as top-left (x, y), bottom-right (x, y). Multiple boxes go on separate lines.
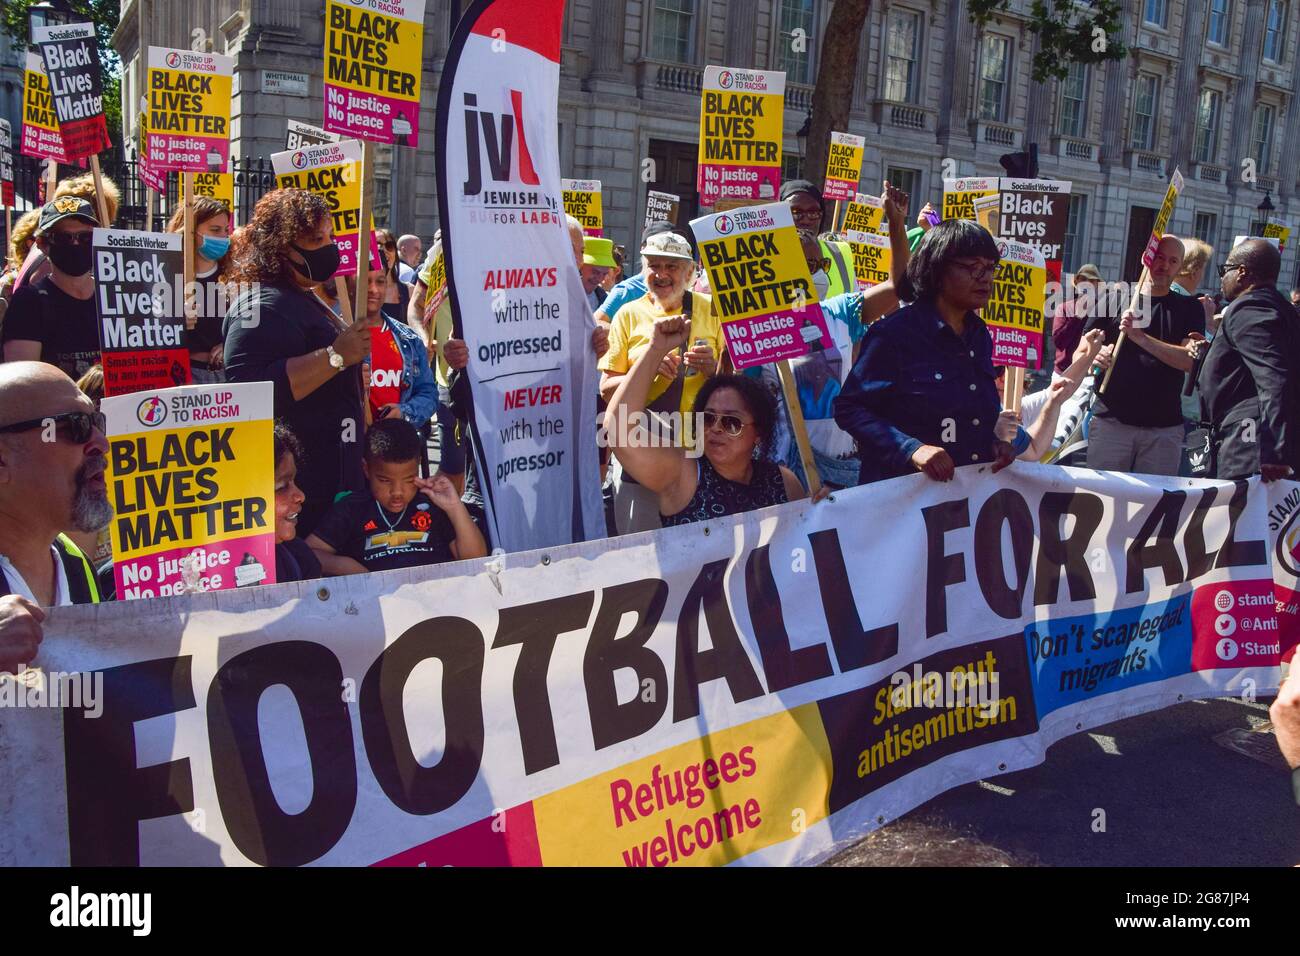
top-left (0, 362), bottom-right (112, 673)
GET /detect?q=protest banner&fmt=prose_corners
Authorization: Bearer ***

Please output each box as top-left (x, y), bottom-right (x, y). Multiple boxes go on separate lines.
top-left (0, 119), bottom-right (13, 212)
top-left (842, 192), bottom-right (885, 236)
top-left (272, 139), bottom-right (383, 278)
top-left (435, 0), bottom-right (604, 552)
top-left (323, 0), bottom-right (426, 147)
top-left (1, 467), bottom-right (1290, 866)
top-left (942, 176), bottom-right (999, 226)
top-left (562, 179), bottom-right (603, 236)
top-left (93, 228), bottom-right (189, 396)
top-left (135, 112), bottom-right (166, 193)
top-left (96, 381), bottom-right (276, 605)
top-left (644, 189), bottom-right (680, 229)
top-left (697, 66), bottom-right (784, 207)
top-left (424, 245), bottom-right (448, 314)
top-left (1263, 218), bottom-right (1290, 252)
top-left (144, 47), bottom-right (233, 173)
top-left (846, 230), bottom-right (891, 289)
top-left (692, 201), bottom-right (829, 368)
top-left (822, 131), bottom-right (865, 212)
top-left (286, 119), bottom-right (341, 150)
top-left (32, 21), bottom-right (111, 162)
top-left (180, 170), bottom-right (235, 212)
top-left (985, 238), bottom-right (1047, 369)
top-left (996, 178), bottom-right (1071, 281)
top-left (20, 52), bottom-right (70, 165)
top-left (1102, 168), bottom-right (1184, 396)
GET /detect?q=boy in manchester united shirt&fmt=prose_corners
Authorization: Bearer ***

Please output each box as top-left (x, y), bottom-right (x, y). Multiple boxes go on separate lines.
top-left (306, 418), bottom-right (487, 575)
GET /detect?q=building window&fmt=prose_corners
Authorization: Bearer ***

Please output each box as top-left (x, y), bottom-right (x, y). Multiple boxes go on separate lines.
top-left (884, 9), bottom-right (922, 103)
top-left (649, 0), bottom-right (696, 63)
top-left (1144, 0), bottom-right (1168, 27)
top-left (885, 166), bottom-right (920, 202)
top-left (1194, 89), bottom-right (1222, 164)
top-left (1207, 0), bottom-right (1231, 45)
top-left (1251, 104), bottom-right (1276, 174)
top-left (782, 150), bottom-right (804, 183)
top-left (1058, 62), bottom-right (1088, 138)
top-left (775, 0), bottom-right (817, 84)
top-left (1193, 211), bottom-right (1218, 247)
top-left (1130, 73), bottom-right (1160, 150)
top-left (977, 35), bottom-right (1010, 123)
top-left (1264, 0), bottom-right (1287, 62)
top-left (1063, 194), bottom-right (1088, 272)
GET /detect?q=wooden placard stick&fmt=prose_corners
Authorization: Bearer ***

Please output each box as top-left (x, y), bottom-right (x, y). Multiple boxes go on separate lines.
top-left (45, 160), bottom-right (57, 202)
top-left (776, 358), bottom-right (822, 497)
top-left (1098, 265), bottom-right (1151, 395)
top-left (354, 139), bottom-right (375, 327)
top-left (88, 155), bottom-right (110, 225)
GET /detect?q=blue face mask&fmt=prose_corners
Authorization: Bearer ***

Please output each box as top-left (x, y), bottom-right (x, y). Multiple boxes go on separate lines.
top-left (199, 235), bottom-right (231, 261)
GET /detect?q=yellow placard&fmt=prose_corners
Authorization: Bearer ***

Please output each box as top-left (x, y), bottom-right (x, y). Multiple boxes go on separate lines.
top-left (323, 0), bottom-right (424, 145)
top-left (846, 231), bottom-right (892, 289)
top-left (180, 171), bottom-right (234, 211)
top-left (842, 193), bottom-right (885, 236)
top-left (985, 238), bottom-right (1046, 368)
top-left (22, 56), bottom-right (57, 134)
top-left (562, 179), bottom-right (603, 236)
top-left (533, 705), bottom-right (832, 867)
top-left (1264, 218), bottom-right (1290, 252)
top-left (145, 48), bottom-right (234, 172)
top-left (823, 131), bottom-right (865, 202)
top-left (697, 66), bottom-right (785, 205)
top-left (942, 177), bottom-right (1000, 224)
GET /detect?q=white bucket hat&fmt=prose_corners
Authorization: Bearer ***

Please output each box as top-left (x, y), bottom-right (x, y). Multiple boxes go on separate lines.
top-left (639, 232), bottom-right (694, 261)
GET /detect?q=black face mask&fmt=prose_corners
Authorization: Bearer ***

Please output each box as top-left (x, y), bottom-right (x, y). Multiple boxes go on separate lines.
top-left (47, 240), bottom-right (94, 277)
top-left (289, 242), bottom-right (341, 283)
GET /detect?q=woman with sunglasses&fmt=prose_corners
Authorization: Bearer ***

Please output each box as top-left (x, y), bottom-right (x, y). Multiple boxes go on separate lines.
top-left (606, 316), bottom-right (805, 527)
top-left (834, 219), bottom-right (1029, 484)
top-left (375, 229), bottom-right (410, 323)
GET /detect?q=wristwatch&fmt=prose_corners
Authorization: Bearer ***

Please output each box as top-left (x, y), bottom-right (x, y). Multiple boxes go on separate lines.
top-left (325, 345), bottom-right (345, 370)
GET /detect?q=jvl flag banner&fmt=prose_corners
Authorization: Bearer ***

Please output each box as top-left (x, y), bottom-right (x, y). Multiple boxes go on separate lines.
top-left (181, 171), bottom-right (235, 212)
top-left (146, 47), bottom-right (234, 173)
top-left (1142, 168), bottom-right (1185, 267)
top-left (93, 229), bottom-right (189, 396)
top-left (1264, 217), bottom-right (1290, 253)
top-left (324, 0), bottom-right (426, 146)
top-left (942, 177), bottom-right (999, 226)
top-left (136, 112), bottom-right (167, 193)
top-left (33, 22), bottom-right (111, 161)
top-left (846, 231), bottom-right (891, 289)
top-left (985, 238), bottom-right (1047, 368)
top-left (20, 53), bottom-right (70, 164)
top-left (102, 382), bottom-right (276, 602)
top-left (996, 178), bottom-right (1071, 281)
top-left (842, 193), bottom-right (885, 236)
top-left (692, 201), bottom-right (831, 369)
top-left (697, 66), bottom-right (784, 207)
top-left (273, 139), bottom-right (383, 278)
top-left (562, 179), bottom-right (603, 236)
top-left (0, 120), bottom-right (13, 208)
top-left (285, 119), bottom-right (341, 150)
top-left (645, 189), bottom-right (680, 228)
top-left (435, 0), bottom-right (604, 552)
top-left (822, 131), bottom-right (865, 202)
top-left (0, 468), bottom-right (1290, 865)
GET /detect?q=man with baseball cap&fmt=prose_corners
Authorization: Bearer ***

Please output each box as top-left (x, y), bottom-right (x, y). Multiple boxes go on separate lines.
top-left (599, 230), bottom-right (723, 533)
top-left (780, 180), bottom-right (854, 299)
top-left (2, 197), bottom-right (101, 379)
top-left (581, 237), bottom-right (617, 312)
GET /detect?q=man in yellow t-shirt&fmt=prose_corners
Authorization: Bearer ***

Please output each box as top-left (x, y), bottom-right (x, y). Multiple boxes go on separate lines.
top-left (598, 232), bottom-right (725, 533)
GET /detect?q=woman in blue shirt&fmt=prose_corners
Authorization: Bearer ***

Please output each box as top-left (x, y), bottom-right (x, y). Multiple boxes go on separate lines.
top-left (834, 220), bottom-right (1028, 484)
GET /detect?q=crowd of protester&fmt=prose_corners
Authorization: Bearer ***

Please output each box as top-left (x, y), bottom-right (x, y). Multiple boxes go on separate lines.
top-left (0, 170), bottom-right (1298, 716)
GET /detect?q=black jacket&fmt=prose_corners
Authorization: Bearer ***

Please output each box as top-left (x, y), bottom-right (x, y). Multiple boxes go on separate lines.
top-left (1197, 285), bottom-right (1300, 479)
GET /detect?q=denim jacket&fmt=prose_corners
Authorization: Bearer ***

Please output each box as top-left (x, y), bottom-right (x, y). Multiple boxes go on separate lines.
top-left (375, 315), bottom-right (438, 426)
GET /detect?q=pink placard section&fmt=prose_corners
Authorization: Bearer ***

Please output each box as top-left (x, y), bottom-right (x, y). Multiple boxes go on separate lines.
top-left (324, 87), bottom-right (420, 148)
top-left (698, 165), bottom-right (781, 208)
top-left (113, 533), bottom-right (276, 601)
top-left (822, 179), bottom-right (856, 202)
top-left (150, 135), bottom-right (230, 174)
top-left (1190, 579), bottom-right (1285, 672)
top-left (991, 327), bottom-right (1043, 369)
top-left (333, 231), bottom-right (386, 279)
top-left (722, 307), bottom-right (834, 371)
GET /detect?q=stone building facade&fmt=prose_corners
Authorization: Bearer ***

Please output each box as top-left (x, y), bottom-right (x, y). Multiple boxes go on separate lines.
top-left (114, 0), bottom-right (1299, 288)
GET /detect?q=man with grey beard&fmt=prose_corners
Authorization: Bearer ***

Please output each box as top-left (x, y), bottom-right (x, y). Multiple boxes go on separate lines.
top-left (0, 362), bottom-right (112, 673)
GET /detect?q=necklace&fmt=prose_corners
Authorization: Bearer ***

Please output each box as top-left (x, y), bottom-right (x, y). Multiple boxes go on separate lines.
top-left (375, 500), bottom-right (410, 532)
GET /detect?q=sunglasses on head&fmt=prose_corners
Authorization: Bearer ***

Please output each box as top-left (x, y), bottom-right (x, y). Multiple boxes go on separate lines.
top-left (0, 410), bottom-right (106, 443)
top-left (702, 411), bottom-right (749, 437)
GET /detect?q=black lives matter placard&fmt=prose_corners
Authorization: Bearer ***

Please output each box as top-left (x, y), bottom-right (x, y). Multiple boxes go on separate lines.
top-left (32, 22), bottom-right (110, 161)
top-left (644, 190), bottom-right (680, 229)
top-left (94, 229), bottom-right (189, 396)
top-left (996, 179), bottom-right (1071, 282)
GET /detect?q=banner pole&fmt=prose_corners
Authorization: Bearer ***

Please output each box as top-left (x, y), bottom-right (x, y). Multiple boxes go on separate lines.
top-left (182, 171), bottom-right (196, 330)
top-left (777, 358), bottom-right (822, 496)
top-left (833, 200), bottom-right (841, 234)
top-left (354, 139), bottom-right (375, 327)
top-left (1098, 265), bottom-right (1150, 395)
top-left (87, 156), bottom-right (110, 225)
top-left (45, 160), bottom-right (57, 202)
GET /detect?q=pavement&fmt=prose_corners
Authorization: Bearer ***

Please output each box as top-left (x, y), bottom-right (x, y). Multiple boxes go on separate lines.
top-left (826, 695), bottom-right (1298, 867)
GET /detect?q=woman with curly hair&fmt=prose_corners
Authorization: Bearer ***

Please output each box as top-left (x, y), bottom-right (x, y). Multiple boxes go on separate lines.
top-left (168, 196), bottom-right (233, 383)
top-left (223, 188), bottom-right (377, 535)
